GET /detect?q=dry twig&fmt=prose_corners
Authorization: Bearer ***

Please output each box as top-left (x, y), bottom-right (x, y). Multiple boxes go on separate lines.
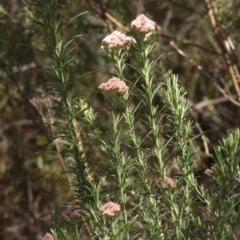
top-left (205, 0), bottom-right (240, 102)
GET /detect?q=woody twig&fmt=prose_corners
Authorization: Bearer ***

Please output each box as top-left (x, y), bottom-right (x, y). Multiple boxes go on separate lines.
top-left (205, 0), bottom-right (240, 103)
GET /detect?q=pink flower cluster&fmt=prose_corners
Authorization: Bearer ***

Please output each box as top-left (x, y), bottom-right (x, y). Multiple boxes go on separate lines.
top-left (100, 201), bottom-right (121, 216)
top-left (131, 14), bottom-right (155, 32)
top-left (98, 77), bottom-right (129, 93)
top-left (61, 206), bottom-right (82, 221)
top-left (204, 169), bottom-right (213, 176)
top-left (204, 165), bottom-right (216, 176)
top-left (101, 31), bottom-right (136, 50)
top-left (42, 233), bottom-right (54, 240)
top-left (162, 177), bottom-right (175, 188)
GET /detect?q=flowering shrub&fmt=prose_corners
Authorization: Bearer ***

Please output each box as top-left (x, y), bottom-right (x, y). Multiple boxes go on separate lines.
top-left (29, 2), bottom-right (240, 239)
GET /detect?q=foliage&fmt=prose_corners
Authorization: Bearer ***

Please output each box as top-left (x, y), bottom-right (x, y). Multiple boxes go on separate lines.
top-left (1, 0), bottom-right (240, 239)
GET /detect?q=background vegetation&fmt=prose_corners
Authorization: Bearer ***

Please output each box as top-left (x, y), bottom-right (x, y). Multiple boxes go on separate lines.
top-left (1, 0), bottom-right (240, 239)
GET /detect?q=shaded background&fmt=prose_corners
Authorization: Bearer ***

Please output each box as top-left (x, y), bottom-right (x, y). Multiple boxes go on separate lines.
top-left (1, 0), bottom-right (240, 239)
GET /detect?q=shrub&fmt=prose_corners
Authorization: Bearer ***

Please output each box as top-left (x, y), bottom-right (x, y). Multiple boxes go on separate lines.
top-left (28, 1), bottom-right (240, 239)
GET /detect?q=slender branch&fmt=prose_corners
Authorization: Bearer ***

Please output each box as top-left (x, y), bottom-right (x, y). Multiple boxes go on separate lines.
top-left (195, 122), bottom-right (210, 155)
top-left (160, 33), bottom-right (219, 55)
top-left (105, 12), bottom-right (129, 32)
top-left (215, 83), bottom-right (240, 107)
top-left (205, 0), bottom-right (240, 101)
top-left (194, 96), bottom-right (236, 110)
top-left (29, 97), bottom-right (72, 187)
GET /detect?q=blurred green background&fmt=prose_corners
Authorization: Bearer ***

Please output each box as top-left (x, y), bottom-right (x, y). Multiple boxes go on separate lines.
top-left (1, 0), bottom-right (240, 239)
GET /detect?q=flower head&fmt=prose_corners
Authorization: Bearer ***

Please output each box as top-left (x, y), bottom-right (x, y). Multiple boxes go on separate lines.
top-left (98, 77), bottom-right (129, 93)
top-left (100, 201), bottom-right (121, 216)
top-left (101, 31), bottom-right (136, 50)
top-left (131, 14), bottom-right (155, 32)
top-left (204, 168), bottom-right (214, 176)
top-left (43, 233), bottom-right (54, 240)
top-left (162, 177), bottom-right (175, 188)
